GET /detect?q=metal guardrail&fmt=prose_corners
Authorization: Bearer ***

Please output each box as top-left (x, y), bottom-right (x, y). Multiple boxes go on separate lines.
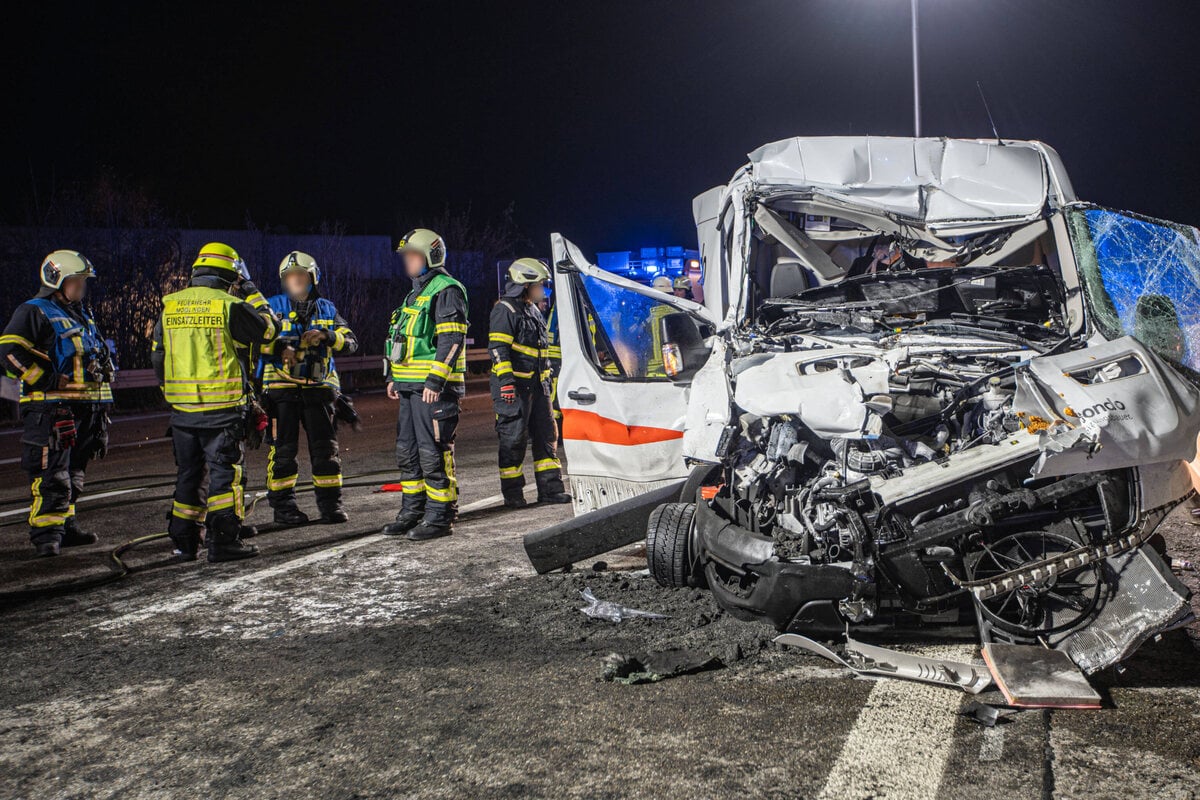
top-left (108, 350), bottom-right (493, 390)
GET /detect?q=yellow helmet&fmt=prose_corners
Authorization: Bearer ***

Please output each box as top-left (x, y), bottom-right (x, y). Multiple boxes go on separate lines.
top-left (508, 258), bottom-right (550, 285)
top-left (279, 250), bottom-right (320, 286)
top-left (396, 228), bottom-right (446, 270)
top-left (40, 250), bottom-right (96, 290)
top-left (193, 242), bottom-right (249, 280)
top-left (672, 275), bottom-right (691, 291)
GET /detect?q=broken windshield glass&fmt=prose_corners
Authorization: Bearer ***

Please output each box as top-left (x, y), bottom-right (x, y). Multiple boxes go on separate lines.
top-left (1067, 205), bottom-right (1200, 371)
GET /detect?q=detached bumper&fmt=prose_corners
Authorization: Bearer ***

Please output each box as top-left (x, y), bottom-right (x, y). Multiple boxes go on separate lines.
top-left (694, 499), bottom-right (855, 631)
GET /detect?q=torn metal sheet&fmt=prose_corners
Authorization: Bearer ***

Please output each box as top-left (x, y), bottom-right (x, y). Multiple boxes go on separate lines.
top-left (982, 643), bottom-right (1101, 708)
top-left (746, 137), bottom-right (1071, 231)
top-left (1054, 546), bottom-right (1194, 674)
top-left (1013, 336), bottom-right (1200, 476)
top-left (774, 633), bottom-right (993, 694)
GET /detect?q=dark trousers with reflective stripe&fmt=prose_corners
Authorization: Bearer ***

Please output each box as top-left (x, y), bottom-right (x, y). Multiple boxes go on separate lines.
top-left (265, 387), bottom-right (342, 513)
top-left (168, 424), bottom-right (245, 552)
top-left (394, 385), bottom-right (459, 526)
top-left (492, 377), bottom-right (563, 501)
top-left (19, 403), bottom-right (106, 544)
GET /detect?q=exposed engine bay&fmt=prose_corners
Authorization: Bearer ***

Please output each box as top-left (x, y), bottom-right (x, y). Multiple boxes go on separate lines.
top-left (689, 230), bottom-right (1196, 674)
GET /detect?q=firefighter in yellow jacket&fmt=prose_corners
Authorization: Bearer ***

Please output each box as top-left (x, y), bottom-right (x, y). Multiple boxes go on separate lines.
top-left (151, 243), bottom-right (279, 562)
top-left (382, 229), bottom-right (468, 541)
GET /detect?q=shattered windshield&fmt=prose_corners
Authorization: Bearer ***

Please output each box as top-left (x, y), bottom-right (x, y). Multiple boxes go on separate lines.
top-left (1067, 205), bottom-right (1200, 370)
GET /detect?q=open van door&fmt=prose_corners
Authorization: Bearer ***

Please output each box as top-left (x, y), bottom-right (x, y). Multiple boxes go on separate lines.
top-left (551, 233), bottom-right (718, 514)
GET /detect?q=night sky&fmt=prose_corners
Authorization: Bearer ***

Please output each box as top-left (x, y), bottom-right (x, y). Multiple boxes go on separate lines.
top-left (4, 1), bottom-right (1200, 253)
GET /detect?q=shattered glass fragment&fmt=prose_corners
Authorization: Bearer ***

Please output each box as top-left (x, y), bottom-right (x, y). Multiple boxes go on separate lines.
top-left (1068, 205), bottom-right (1200, 371)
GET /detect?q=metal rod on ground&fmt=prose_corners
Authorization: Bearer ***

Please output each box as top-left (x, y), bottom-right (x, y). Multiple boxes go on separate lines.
top-left (522, 480), bottom-right (684, 573)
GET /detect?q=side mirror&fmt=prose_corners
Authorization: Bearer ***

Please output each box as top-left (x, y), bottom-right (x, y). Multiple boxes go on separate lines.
top-left (659, 312), bottom-right (712, 382)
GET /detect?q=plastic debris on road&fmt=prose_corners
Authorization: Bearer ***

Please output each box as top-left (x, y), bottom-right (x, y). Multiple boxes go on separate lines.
top-left (579, 587), bottom-right (669, 622)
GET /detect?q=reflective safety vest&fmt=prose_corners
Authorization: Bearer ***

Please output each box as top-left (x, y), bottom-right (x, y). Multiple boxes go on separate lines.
top-left (646, 303), bottom-right (674, 376)
top-left (263, 295), bottom-right (344, 390)
top-left (160, 286), bottom-right (247, 413)
top-left (386, 272), bottom-right (468, 385)
top-left (19, 298), bottom-right (114, 404)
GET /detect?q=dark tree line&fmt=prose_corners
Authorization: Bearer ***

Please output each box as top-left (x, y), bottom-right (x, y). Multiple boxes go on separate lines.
top-left (1, 176), bottom-right (529, 383)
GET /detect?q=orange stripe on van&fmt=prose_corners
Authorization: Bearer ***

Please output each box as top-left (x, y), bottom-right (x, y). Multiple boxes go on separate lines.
top-left (561, 408), bottom-right (683, 446)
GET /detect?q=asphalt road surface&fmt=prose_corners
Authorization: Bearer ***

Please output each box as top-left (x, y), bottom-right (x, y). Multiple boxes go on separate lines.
top-left (1, 389), bottom-right (1198, 799)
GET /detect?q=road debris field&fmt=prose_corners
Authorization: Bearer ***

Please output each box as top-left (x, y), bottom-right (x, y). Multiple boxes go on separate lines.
top-left (1, 391), bottom-right (1199, 800)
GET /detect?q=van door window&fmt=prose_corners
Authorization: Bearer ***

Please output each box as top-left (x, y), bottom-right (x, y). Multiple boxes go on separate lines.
top-left (569, 272), bottom-right (677, 381)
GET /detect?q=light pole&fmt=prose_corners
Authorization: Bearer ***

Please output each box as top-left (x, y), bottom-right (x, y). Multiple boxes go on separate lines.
top-left (911, 0), bottom-right (921, 137)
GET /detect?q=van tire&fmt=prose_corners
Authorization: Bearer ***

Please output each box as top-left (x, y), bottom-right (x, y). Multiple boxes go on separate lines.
top-left (647, 502), bottom-right (696, 588)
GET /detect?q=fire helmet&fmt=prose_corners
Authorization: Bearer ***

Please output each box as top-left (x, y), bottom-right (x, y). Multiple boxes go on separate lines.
top-left (279, 251), bottom-right (320, 286)
top-left (40, 250), bottom-right (96, 291)
top-left (397, 228), bottom-right (446, 270)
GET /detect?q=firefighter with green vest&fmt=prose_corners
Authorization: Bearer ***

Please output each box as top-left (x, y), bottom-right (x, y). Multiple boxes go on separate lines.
top-left (262, 251), bottom-right (357, 526)
top-left (0, 251), bottom-right (115, 556)
top-left (151, 243), bottom-right (279, 562)
top-left (489, 259), bottom-right (571, 507)
top-left (382, 228), bottom-right (468, 541)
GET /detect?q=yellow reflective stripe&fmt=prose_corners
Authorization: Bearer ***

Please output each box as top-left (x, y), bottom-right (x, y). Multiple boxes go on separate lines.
top-left (332, 329), bottom-right (346, 349)
top-left (266, 473), bottom-right (296, 491)
top-left (488, 331), bottom-right (514, 343)
top-left (22, 384), bottom-right (114, 403)
top-left (436, 322), bottom-right (468, 334)
top-left (510, 342), bottom-right (539, 357)
top-left (29, 479), bottom-right (66, 527)
top-left (0, 333), bottom-right (38, 351)
top-left (547, 346), bottom-right (562, 358)
top-left (491, 361), bottom-right (513, 375)
top-left (513, 370), bottom-right (534, 379)
top-left (427, 361), bottom-right (451, 378)
top-left (233, 463), bottom-right (244, 518)
top-left (401, 480), bottom-right (426, 494)
top-left (21, 363), bottom-right (44, 385)
top-left (499, 465), bottom-right (523, 479)
top-left (534, 458), bottom-right (561, 473)
top-left (207, 493), bottom-right (236, 512)
top-left (266, 446), bottom-right (296, 492)
top-left (312, 473), bottom-right (342, 488)
top-left (171, 500), bottom-right (204, 521)
top-left (426, 484), bottom-right (456, 503)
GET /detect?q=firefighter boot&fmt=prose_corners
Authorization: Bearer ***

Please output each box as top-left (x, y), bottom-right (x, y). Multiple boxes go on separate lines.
top-left (272, 503), bottom-right (310, 527)
top-left (382, 511), bottom-right (422, 536)
top-left (62, 517), bottom-right (100, 547)
top-left (207, 515), bottom-right (260, 563)
top-left (407, 522), bottom-right (452, 541)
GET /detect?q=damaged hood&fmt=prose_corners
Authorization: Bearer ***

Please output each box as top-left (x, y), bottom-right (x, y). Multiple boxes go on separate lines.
top-left (745, 136), bottom-right (1076, 232)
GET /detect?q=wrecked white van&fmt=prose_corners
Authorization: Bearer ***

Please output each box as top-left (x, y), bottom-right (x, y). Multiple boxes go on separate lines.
top-left (545, 136), bottom-right (1198, 672)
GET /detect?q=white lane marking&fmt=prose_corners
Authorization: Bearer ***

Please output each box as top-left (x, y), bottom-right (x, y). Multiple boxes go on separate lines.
top-left (0, 437), bottom-right (170, 465)
top-left (86, 536), bottom-right (388, 631)
top-left (0, 487), bottom-right (145, 518)
top-left (979, 724), bottom-right (1005, 762)
top-left (817, 646), bottom-right (973, 800)
top-left (85, 490), bottom-right (519, 632)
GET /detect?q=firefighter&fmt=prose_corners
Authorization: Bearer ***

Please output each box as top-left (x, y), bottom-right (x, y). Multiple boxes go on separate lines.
top-left (0, 251), bottom-right (114, 557)
top-left (151, 243), bottom-right (279, 562)
top-left (262, 252), bottom-right (357, 526)
top-left (489, 258), bottom-right (571, 508)
top-left (381, 229), bottom-right (468, 541)
top-left (672, 275), bottom-right (692, 300)
top-left (646, 275), bottom-right (676, 376)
